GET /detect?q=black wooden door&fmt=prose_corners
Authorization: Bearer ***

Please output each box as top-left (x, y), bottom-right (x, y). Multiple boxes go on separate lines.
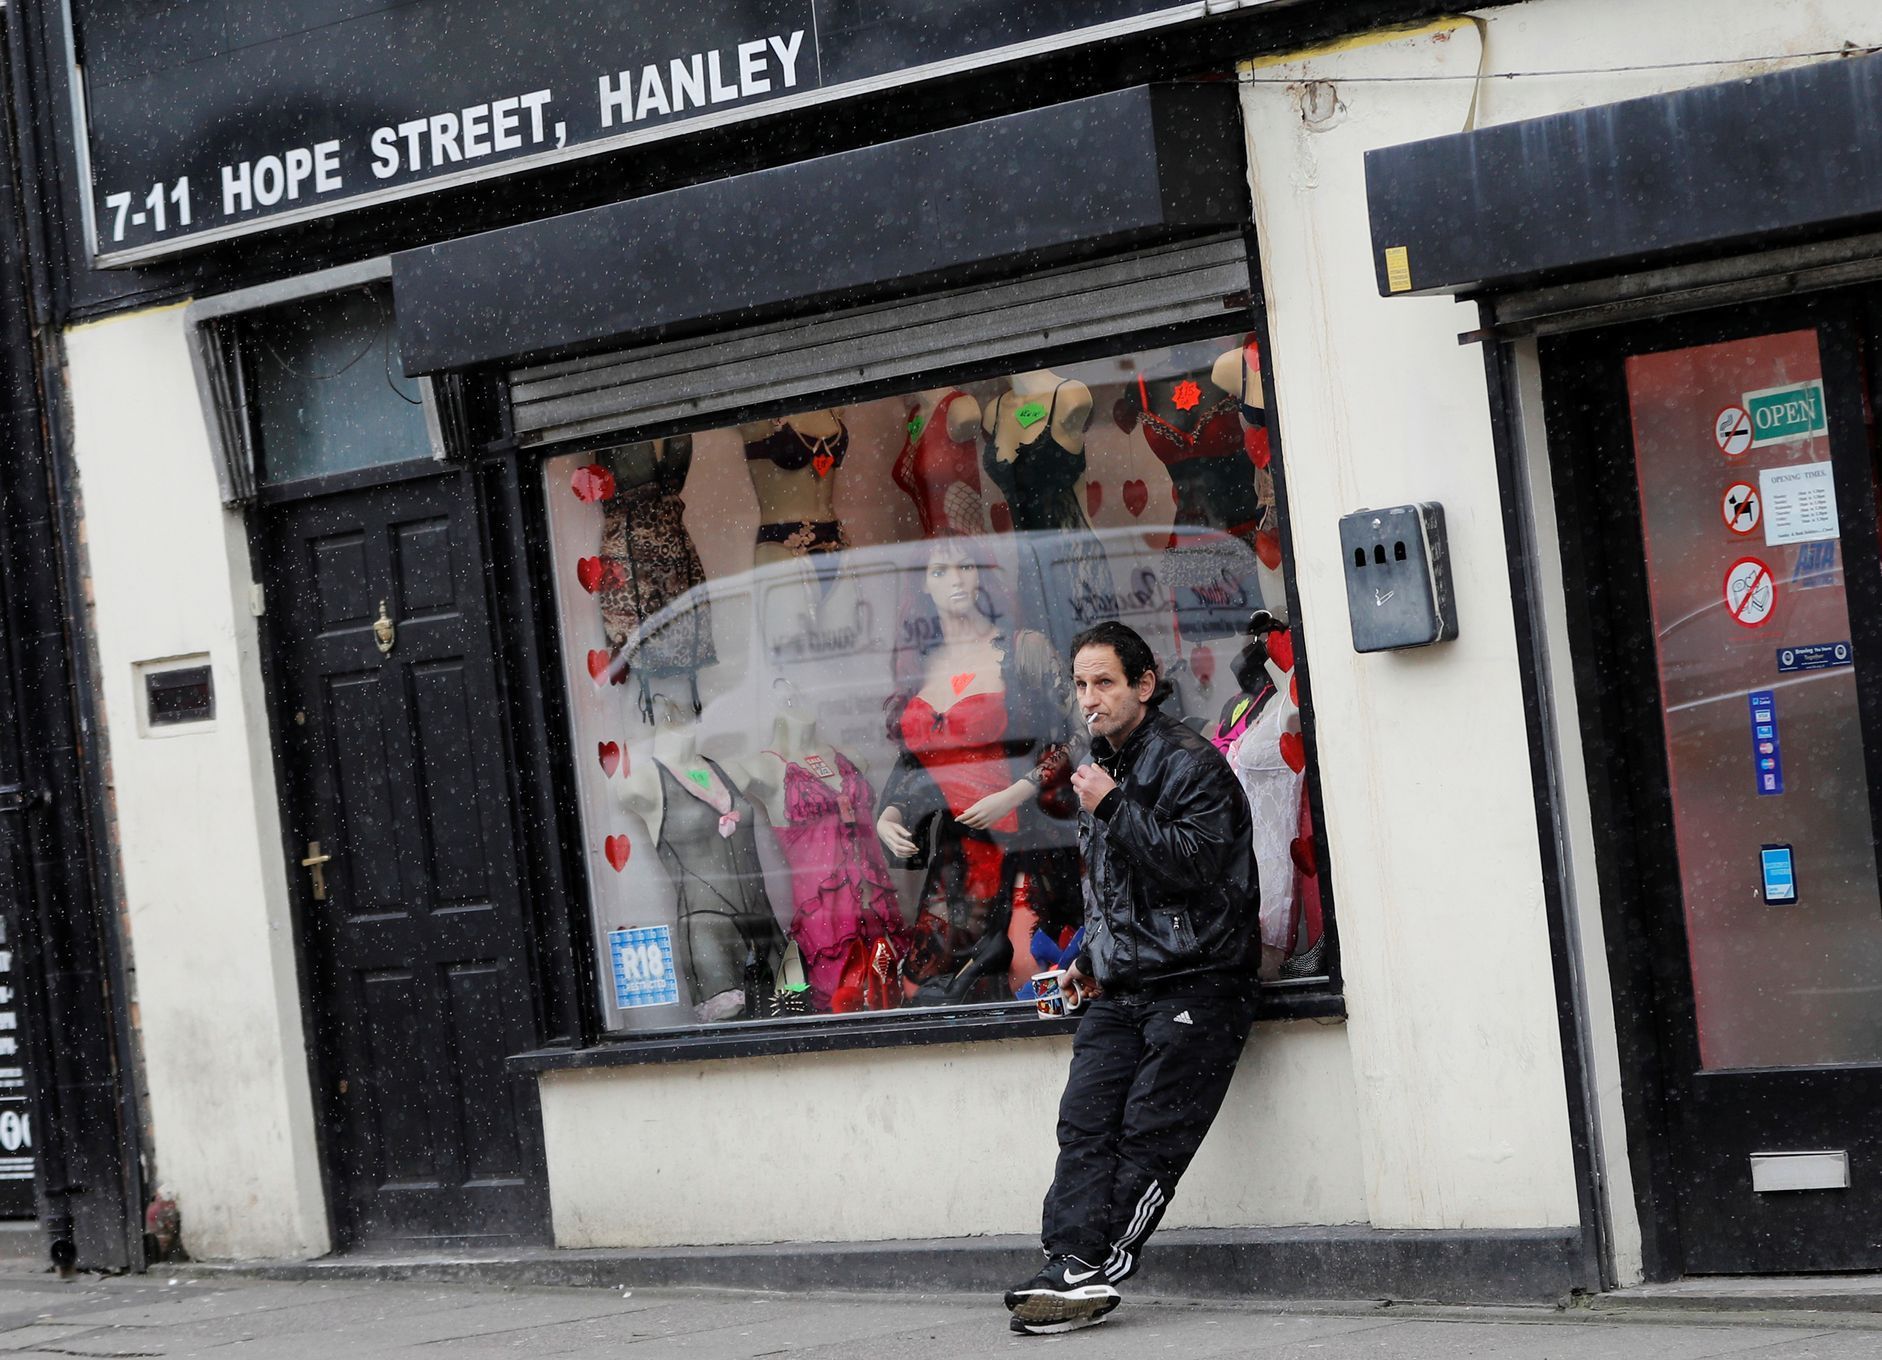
top-left (261, 470), bottom-right (548, 1249)
top-left (1544, 294), bottom-right (1882, 1274)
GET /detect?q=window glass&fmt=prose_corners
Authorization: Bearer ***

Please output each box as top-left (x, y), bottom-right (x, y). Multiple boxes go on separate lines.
top-left (541, 334), bottom-right (1328, 1032)
top-left (247, 286), bottom-right (430, 483)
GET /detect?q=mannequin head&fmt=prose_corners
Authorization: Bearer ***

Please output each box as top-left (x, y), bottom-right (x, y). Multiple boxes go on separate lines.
top-left (1232, 610), bottom-right (1286, 693)
top-left (893, 535), bottom-right (1006, 687)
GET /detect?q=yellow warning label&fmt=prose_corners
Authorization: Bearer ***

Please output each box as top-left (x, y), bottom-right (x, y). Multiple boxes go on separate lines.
top-left (1384, 246), bottom-right (1412, 294)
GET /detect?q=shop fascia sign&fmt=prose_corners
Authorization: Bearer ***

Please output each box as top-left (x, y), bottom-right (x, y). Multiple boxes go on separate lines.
top-left (71, 0), bottom-right (1275, 267)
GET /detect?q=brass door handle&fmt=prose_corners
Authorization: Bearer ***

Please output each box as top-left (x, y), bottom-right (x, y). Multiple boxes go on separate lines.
top-left (300, 840), bottom-right (333, 901)
top-left (373, 600), bottom-right (396, 656)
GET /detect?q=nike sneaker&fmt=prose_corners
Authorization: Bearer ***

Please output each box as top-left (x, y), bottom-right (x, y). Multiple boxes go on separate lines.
top-left (1002, 1254), bottom-right (1120, 1330)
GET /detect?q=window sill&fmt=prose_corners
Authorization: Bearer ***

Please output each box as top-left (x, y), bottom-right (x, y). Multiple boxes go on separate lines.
top-left (509, 986), bottom-right (1345, 1073)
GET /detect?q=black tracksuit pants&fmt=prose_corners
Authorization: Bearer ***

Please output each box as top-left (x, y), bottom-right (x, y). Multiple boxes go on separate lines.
top-left (1040, 991), bottom-right (1255, 1282)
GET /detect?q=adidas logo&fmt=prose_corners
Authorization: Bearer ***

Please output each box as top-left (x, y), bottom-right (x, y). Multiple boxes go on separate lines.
top-left (1173, 1011), bottom-right (1193, 1025)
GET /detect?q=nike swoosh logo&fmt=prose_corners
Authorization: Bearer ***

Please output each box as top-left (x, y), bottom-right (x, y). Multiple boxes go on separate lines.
top-left (1062, 1267), bottom-right (1100, 1284)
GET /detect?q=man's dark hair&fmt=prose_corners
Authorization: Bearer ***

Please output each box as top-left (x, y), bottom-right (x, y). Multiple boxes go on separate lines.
top-left (1070, 621), bottom-right (1159, 689)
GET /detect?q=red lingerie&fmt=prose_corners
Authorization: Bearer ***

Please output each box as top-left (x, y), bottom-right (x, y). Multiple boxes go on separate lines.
top-left (1136, 374), bottom-right (1244, 466)
top-left (891, 391), bottom-right (983, 537)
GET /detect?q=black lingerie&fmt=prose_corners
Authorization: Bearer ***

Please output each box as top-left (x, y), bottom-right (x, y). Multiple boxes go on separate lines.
top-left (755, 519), bottom-right (847, 552)
top-left (744, 420), bottom-right (849, 473)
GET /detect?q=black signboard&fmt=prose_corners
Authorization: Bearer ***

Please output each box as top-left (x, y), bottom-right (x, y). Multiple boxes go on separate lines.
top-left (73, 0), bottom-right (1217, 264)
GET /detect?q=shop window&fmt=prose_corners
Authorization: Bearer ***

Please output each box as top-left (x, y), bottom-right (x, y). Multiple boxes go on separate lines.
top-left (541, 333), bottom-right (1330, 1034)
top-left (242, 286), bottom-right (430, 484)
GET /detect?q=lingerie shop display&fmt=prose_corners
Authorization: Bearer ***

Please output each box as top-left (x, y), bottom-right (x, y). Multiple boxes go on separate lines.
top-left (877, 629), bottom-right (1082, 1005)
top-left (892, 389), bottom-right (987, 537)
top-left (980, 377), bottom-right (1117, 654)
top-left (1116, 346), bottom-right (1266, 640)
top-left (591, 436), bottom-right (714, 719)
top-left (1220, 615), bottom-right (1324, 974)
top-left (620, 738), bottom-right (788, 1022)
top-left (744, 412), bottom-right (852, 594)
top-left (764, 744), bottom-right (909, 1013)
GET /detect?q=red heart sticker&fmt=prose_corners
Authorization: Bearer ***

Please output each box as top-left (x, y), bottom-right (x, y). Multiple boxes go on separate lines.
top-left (598, 741), bottom-right (621, 778)
top-left (1244, 425), bottom-right (1271, 469)
top-left (1123, 480), bottom-right (1149, 517)
top-left (604, 835), bottom-right (631, 871)
top-left (571, 464), bottom-right (616, 503)
top-left (1289, 674), bottom-right (1299, 705)
top-left (1254, 527), bottom-right (1283, 571)
top-left (1191, 645), bottom-right (1215, 687)
top-left (1086, 481), bottom-right (1104, 518)
top-left (577, 557), bottom-right (606, 593)
top-left (812, 452), bottom-right (835, 479)
top-left (1289, 834), bottom-right (1317, 877)
top-left (990, 503), bottom-right (1013, 533)
top-left (1267, 627), bottom-right (1294, 674)
top-left (950, 673), bottom-right (975, 696)
top-left (1278, 731), bottom-right (1306, 774)
top-left (587, 649), bottom-right (611, 683)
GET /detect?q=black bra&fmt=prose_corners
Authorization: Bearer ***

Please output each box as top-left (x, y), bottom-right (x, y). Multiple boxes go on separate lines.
top-left (744, 420), bottom-right (849, 473)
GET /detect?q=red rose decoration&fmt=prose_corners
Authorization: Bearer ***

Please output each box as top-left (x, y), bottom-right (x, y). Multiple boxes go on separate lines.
top-left (571, 464), bottom-right (616, 503)
top-left (1172, 378), bottom-right (1203, 412)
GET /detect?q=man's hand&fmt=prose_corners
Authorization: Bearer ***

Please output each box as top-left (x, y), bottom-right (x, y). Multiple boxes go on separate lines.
top-left (876, 806), bottom-right (918, 859)
top-left (1063, 958), bottom-right (1101, 1008)
top-left (1070, 761), bottom-right (1118, 814)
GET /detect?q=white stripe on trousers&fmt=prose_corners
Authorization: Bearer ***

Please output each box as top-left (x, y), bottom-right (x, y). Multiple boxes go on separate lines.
top-left (1103, 1182), bottom-right (1164, 1281)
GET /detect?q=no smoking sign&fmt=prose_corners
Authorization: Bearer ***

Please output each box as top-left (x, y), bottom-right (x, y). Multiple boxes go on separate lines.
top-left (1715, 405), bottom-right (1753, 457)
top-left (1722, 481), bottom-right (1761, 535)
top-left (1724, 556), bottom-right (1777, 628)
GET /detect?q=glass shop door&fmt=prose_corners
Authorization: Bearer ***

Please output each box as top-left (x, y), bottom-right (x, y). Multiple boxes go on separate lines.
top-left (1544, 292), bottom-right (1882, 1274)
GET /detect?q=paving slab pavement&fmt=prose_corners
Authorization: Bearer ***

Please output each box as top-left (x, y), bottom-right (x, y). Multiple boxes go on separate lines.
top-left (0, 1273), bottom-right (1876, 1359)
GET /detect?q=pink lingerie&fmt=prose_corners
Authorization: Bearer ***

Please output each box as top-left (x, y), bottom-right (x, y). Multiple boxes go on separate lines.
top-left (771, 752), bottom-right (907, 1010)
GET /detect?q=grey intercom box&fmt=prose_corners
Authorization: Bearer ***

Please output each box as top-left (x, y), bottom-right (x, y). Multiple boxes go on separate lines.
top-left (1339, 503), bottom-right (1459, 652)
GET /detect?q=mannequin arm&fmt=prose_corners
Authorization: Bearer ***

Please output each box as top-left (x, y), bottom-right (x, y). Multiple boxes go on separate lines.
top-left (944, 393), bottom-right (982, 442)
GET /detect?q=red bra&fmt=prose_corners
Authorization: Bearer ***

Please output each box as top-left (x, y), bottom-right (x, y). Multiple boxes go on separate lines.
top-left (1136, 375), bottom-right (1243, 466)
top-left (900, 692), bottom-right (1018, 831)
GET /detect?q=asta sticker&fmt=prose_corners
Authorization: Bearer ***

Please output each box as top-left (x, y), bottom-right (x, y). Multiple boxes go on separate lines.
top-left (1721, 481), bottom-right (1760, 536)
top-left (1724, 556), bottom-right (1777, 628)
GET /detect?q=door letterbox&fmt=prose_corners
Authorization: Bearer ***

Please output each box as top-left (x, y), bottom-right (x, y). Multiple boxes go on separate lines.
top-left (1338, 502), bottom-right (1458, 652)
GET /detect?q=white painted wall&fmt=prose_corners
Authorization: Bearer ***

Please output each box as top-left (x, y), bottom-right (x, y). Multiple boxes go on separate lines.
top-left (1241, 20), bottom-right (1583, 1232)
top-left (541, 1022), bottom-right (1364, 1247)
top-left (64, 306), bottom-right (329, 1260)
top-left (1239, 0), bottom-right (1882, 1269)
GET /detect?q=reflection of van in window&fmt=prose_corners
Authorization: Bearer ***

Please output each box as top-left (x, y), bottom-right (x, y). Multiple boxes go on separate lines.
top-left (624, 526), bottom-right (1272, 766)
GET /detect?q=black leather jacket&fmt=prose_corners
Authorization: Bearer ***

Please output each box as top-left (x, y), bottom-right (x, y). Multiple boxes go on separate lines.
top-left (1076, 708), bottom-right (1259, 997)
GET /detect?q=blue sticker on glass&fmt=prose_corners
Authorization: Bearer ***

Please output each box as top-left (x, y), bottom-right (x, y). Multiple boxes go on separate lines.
top-left (1776, 641), bottom-right (1852, 673)
top-left (1761, 843), bottom-right (1797, 905)
top-left (1749, 689), bottom-right (1784, 796)
top-left (609, 925), bottom-right (680, 1010)
top-left (1791, 540), bottom-right (1840, 590)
